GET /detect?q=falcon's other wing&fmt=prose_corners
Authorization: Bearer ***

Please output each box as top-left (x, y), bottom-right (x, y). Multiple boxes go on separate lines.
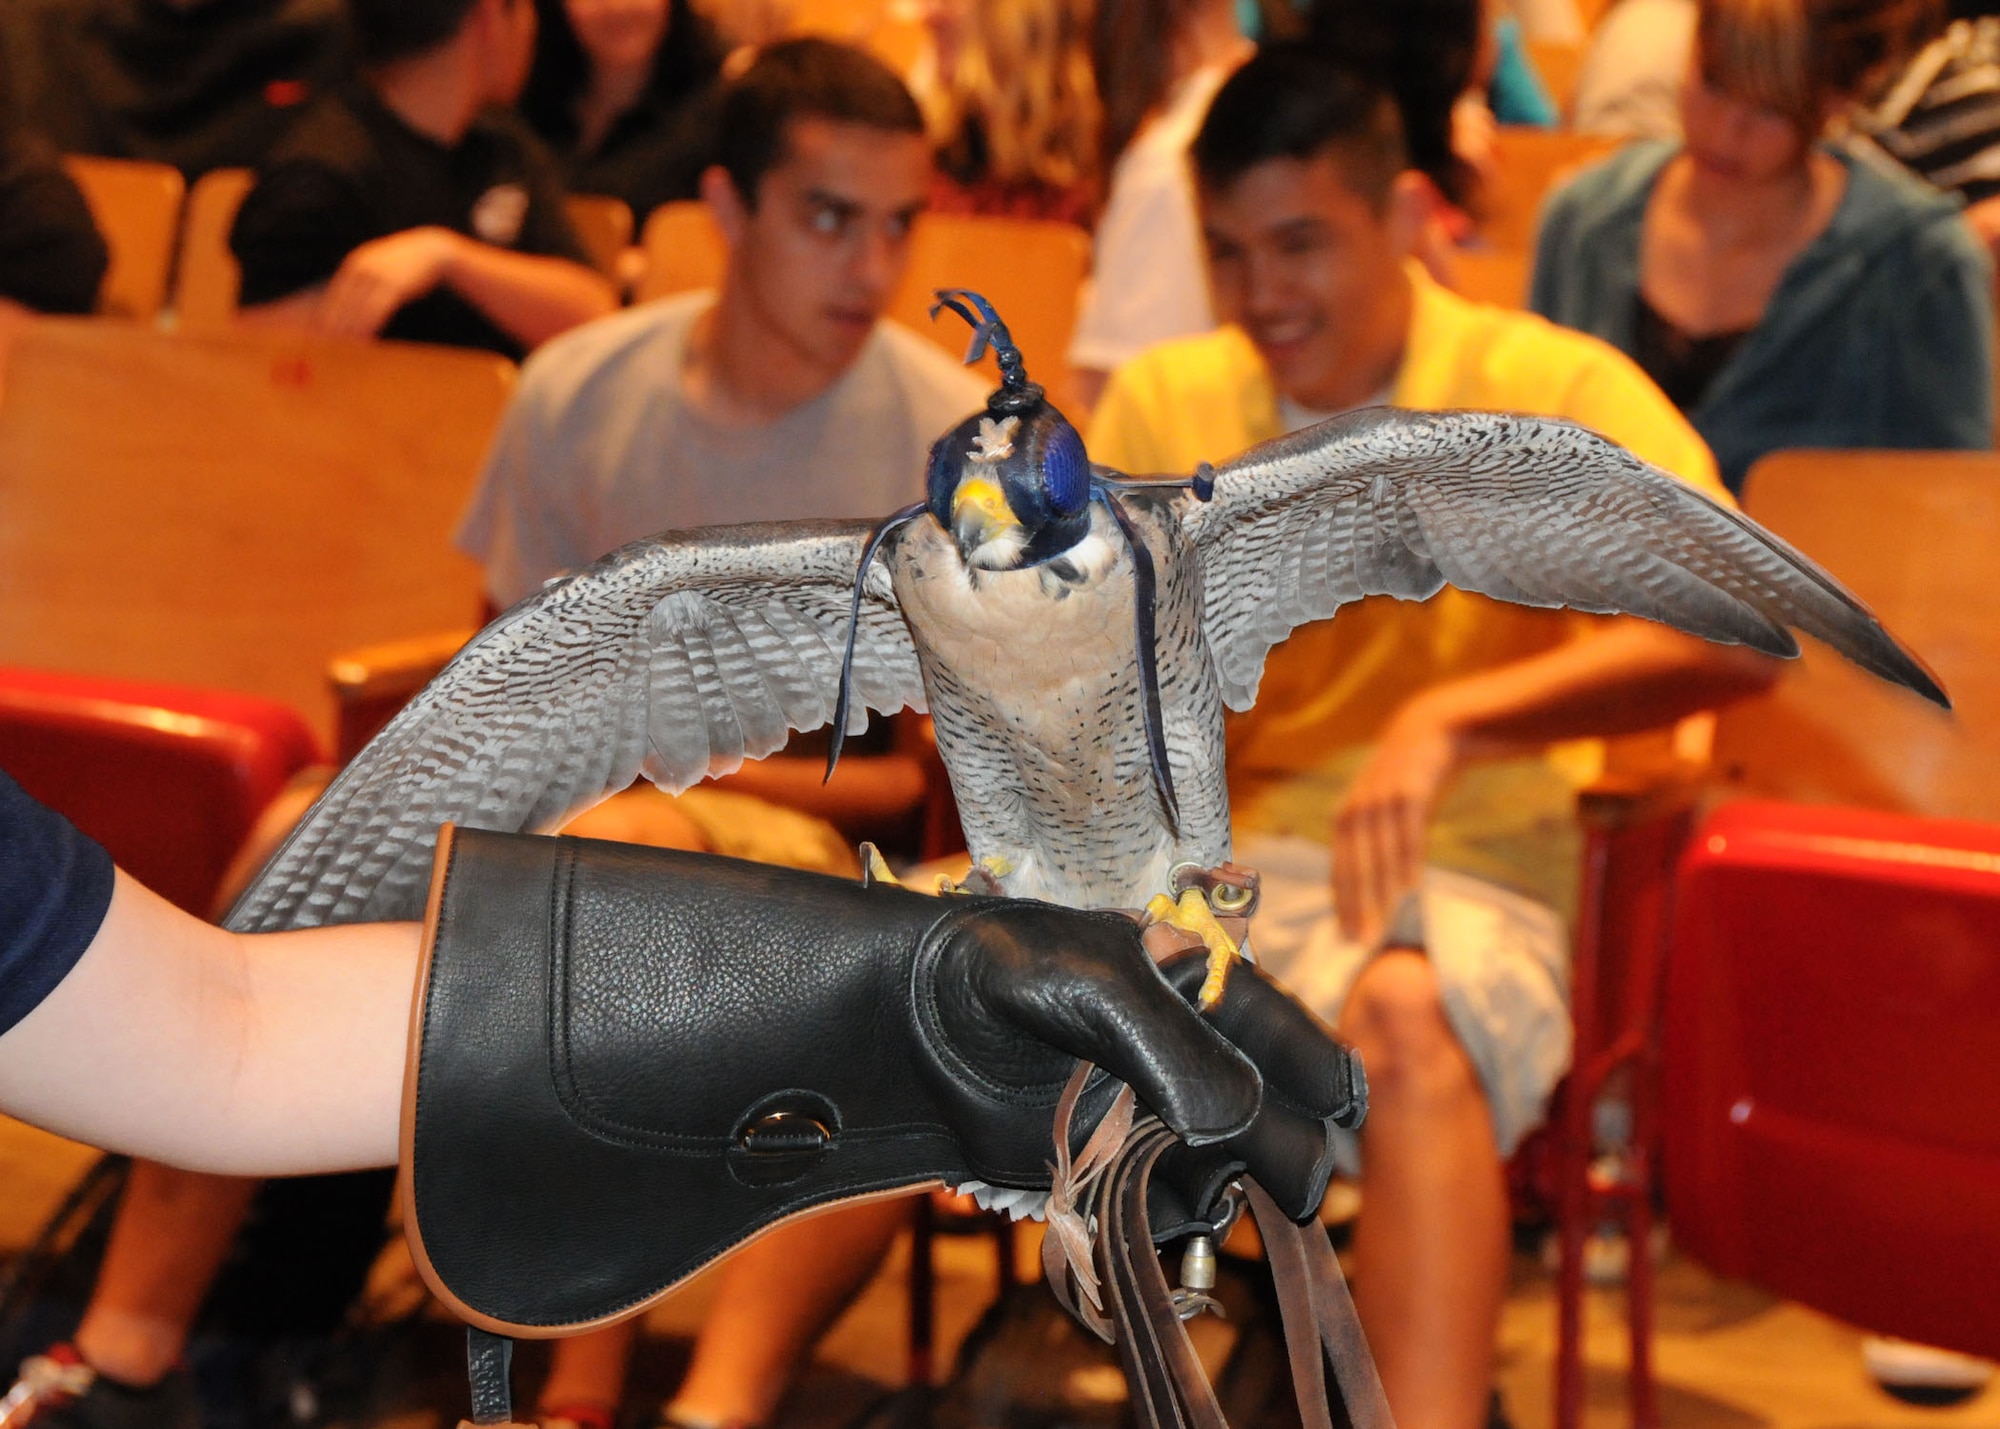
top-left (226, 521), bottom-right (923, 934)
top-left (1179, 407), bottom-right (1946, 711)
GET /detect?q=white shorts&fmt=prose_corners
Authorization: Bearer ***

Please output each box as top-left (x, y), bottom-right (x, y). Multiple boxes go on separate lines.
top-left (1236, 832), bottom-right (1573, 1173)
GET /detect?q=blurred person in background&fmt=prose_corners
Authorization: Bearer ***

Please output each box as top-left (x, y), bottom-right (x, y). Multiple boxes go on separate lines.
top-left (1853, 1), bottom-right (2000, 254)
top-left (1571, 0), bottom-right (1700, 136)
top-left (1303, 0), bottom-right (1500, 273)
top-left (1065, 0), bottom-right (1253, 411)
top-left (1087, 47), bottom-right (1776, 1429)
top-left (228, 0), bottom-right (618, 358)
top-left (919, 0), bottom-right (1100, 223)
top-left (457, 39), bottom-right (986, 1428)
top-left (1531, 0), bottom-right (1990, 495)
top-left (518, 0), bottom-right (730, 223)
top-left (0, 0), bottom-right (350, 178)
top-left (0, 126), bottom-right (109, 316)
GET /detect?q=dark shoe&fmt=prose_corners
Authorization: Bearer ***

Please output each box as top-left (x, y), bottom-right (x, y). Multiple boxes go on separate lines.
top-left (0, 1346), bottom-right (200, 1429)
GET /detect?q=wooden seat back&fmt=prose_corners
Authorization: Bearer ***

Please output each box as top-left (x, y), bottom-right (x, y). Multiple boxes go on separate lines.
top-left (173, 166), bottom-right (254, 333)
top-left (888, 213), bottom-right (1091, 409)
top-left (564, 192), bottom-right (635, 279)
top-left (0, 320), bottom-right (512, 744)
top-left (1449, 247), bottom-right (1532, 309)
top-left (634, 199), bottom-right (726, 302)
top-left (635, 204), bottom-right (1090, 406)
top-left (61, 155), bottom-right (185, 321)
top-left (1524, 39), bottom-right (1587, 120)
top-left (1712, 449), bottom-right (2000, 820)
top-left (785, 0), bottom-right (928, 73)
top-left (1483, 128), bottom-right (1623, 249)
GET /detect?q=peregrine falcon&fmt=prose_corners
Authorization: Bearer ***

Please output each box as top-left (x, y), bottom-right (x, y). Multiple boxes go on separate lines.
top-left (224, 292), bottom-right (1945, 935)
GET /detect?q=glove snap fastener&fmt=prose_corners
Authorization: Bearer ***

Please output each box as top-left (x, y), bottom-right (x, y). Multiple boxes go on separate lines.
top-left (739, 1110), bottom-right (831, 1154)
top-left (727, 1093), bottom-right (841, 1187)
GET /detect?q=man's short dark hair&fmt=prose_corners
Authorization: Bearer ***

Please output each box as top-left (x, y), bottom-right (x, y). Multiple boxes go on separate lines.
top-left (714, 38), bottom-right (926, 208)
top-left (350, 0), bottom-right (482, 65)
top-left (1191, 46), bottom-right (1409, 210)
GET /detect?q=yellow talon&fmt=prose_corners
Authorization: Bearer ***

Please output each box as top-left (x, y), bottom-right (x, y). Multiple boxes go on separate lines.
top-left (1144, 887), bottom-right (1241, 1011)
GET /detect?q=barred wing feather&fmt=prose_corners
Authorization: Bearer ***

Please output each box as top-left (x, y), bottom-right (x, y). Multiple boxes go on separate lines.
top-left (1179, 407), bottom-right (1946, 712)
top-left (224, 521), bottom-right (923, 933)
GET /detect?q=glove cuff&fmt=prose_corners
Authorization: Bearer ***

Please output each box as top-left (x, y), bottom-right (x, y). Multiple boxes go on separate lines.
top-left (402, 825), bottom-right (973, 1337)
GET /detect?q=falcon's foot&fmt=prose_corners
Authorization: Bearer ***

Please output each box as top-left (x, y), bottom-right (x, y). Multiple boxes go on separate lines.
top-left (1142, 886), bottom-right (1243, 1010)
top-left (939, 854), bottom-right (1013, 897)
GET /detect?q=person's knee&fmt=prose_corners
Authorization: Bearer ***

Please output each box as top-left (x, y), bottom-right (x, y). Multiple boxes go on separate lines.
top-left (1341, 952), bottom-right (1479, 1107)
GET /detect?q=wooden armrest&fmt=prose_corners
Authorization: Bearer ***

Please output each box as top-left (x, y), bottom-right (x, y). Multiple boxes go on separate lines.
top-left (328, 627), bottom-right (476, 762)
top-left (328, 628), bottom-right (477, 700)
top-left (1576, 724), bottom-right (1711, 831)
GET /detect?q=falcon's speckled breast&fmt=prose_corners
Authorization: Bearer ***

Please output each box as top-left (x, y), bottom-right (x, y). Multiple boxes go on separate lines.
top-left (891, 496), bottom-right (1231, 908)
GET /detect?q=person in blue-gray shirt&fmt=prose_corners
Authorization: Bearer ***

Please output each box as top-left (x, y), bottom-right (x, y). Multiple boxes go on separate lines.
top-left (1530, 0), bottom-right (1992, 496)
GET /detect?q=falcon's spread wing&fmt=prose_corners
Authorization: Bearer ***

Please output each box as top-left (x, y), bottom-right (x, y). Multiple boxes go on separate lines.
top-left (226, 521), bottom-right (923, 934)
top-left (1179, 407), bottom-right (1947, 711)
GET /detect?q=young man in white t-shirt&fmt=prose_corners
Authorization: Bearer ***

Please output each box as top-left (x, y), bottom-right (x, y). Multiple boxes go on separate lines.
top-left (453, 38), bottom-right (986, 1429)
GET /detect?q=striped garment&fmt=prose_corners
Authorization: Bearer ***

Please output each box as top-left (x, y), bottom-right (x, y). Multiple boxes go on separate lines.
top-left (1859, 17), bottom-right (2000, 203)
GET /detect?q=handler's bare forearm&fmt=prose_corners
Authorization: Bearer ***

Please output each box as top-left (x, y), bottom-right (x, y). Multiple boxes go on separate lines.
top-left (1332, 620), bottom-right (1776, 943)
top-left (0, 872), bottom-right (417, 1176)
top-left (438, 238), bottom-right (616, 349)
top-left (712, 753), bottom-right (930, 830)
top-left (1397, 618), bottom-right (1777, 757)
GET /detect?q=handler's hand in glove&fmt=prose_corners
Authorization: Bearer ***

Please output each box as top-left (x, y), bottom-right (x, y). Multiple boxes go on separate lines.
top-left (404, 827), bottom-right (1363, 1335)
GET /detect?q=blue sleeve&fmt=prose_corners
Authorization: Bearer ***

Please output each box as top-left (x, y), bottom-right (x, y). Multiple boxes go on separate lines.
top-left (0, 769), bottom-right (115, 1036)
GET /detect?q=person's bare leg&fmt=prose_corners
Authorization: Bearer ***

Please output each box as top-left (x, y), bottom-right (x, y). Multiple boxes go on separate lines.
top-left (539, 1320), bottom-right (639, 1421)
top-left (71, 1165), bottom-right (261, 1384)
top-left (1338, 950), bottom-right (1509, 1429)
top-left (663, 1197), bottom-right (913, 1427)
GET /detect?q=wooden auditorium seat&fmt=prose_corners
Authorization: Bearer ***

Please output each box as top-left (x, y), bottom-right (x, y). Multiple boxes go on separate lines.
top-left (563, 192), bottom-right (635, 279)
top-left (636, 204), bottom-right (1090, 407)
top-left (1628, 450), bottom-right (2000, 1401)
top-left (634, 199), bottom-right (727, 301)
top-left (1552, 450), bottom-right (2000, 1429)
top-left (1450, 247), bottom-right (1533, 309)
top-left (61, 155), bottom-right (185, 323)
top-left (1710, 450), bottom-right (1999, 818)
top-left (0, 320), bottom-right (512, 745)
top-left (1483, 128), bottom-right (1623, 250)
top-left (173, 166), bottom-right (254, 333)
top-left (887, 213), bottom-right (1091, 410)
top-left (1525, 39), bottom-right (1588, 119)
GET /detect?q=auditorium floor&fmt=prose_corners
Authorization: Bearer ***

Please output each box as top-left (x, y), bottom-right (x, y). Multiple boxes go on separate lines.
top-left (2, 1118), bottom-right (1996, 1429)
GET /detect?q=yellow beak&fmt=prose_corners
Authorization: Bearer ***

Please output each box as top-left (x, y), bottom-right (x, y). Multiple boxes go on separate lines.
top-left (951, 475), bottom-right (1018, 552)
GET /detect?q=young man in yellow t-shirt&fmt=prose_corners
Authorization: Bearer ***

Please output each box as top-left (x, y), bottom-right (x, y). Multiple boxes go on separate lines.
top-left (1086, 46), bottom-right (1775, 1429)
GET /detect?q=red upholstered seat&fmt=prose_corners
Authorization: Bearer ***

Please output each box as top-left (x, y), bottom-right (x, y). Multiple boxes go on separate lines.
top-left (1664, 799), bottom-right (2000, 1359)
top-left (0, 666), bottom-right (321, 917)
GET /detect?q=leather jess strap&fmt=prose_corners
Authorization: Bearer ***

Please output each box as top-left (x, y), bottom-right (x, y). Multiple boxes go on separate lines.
top-left (1042, 1064), bottom-right (1396, 1429)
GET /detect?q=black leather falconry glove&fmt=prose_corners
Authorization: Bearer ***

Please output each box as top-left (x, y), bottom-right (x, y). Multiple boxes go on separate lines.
top-left (402, 826), bottom-right (1364, 1340)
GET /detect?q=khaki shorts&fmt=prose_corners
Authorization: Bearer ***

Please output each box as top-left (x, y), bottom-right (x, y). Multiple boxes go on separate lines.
top-left (1236, 832), bottom-right (1572, 1173)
